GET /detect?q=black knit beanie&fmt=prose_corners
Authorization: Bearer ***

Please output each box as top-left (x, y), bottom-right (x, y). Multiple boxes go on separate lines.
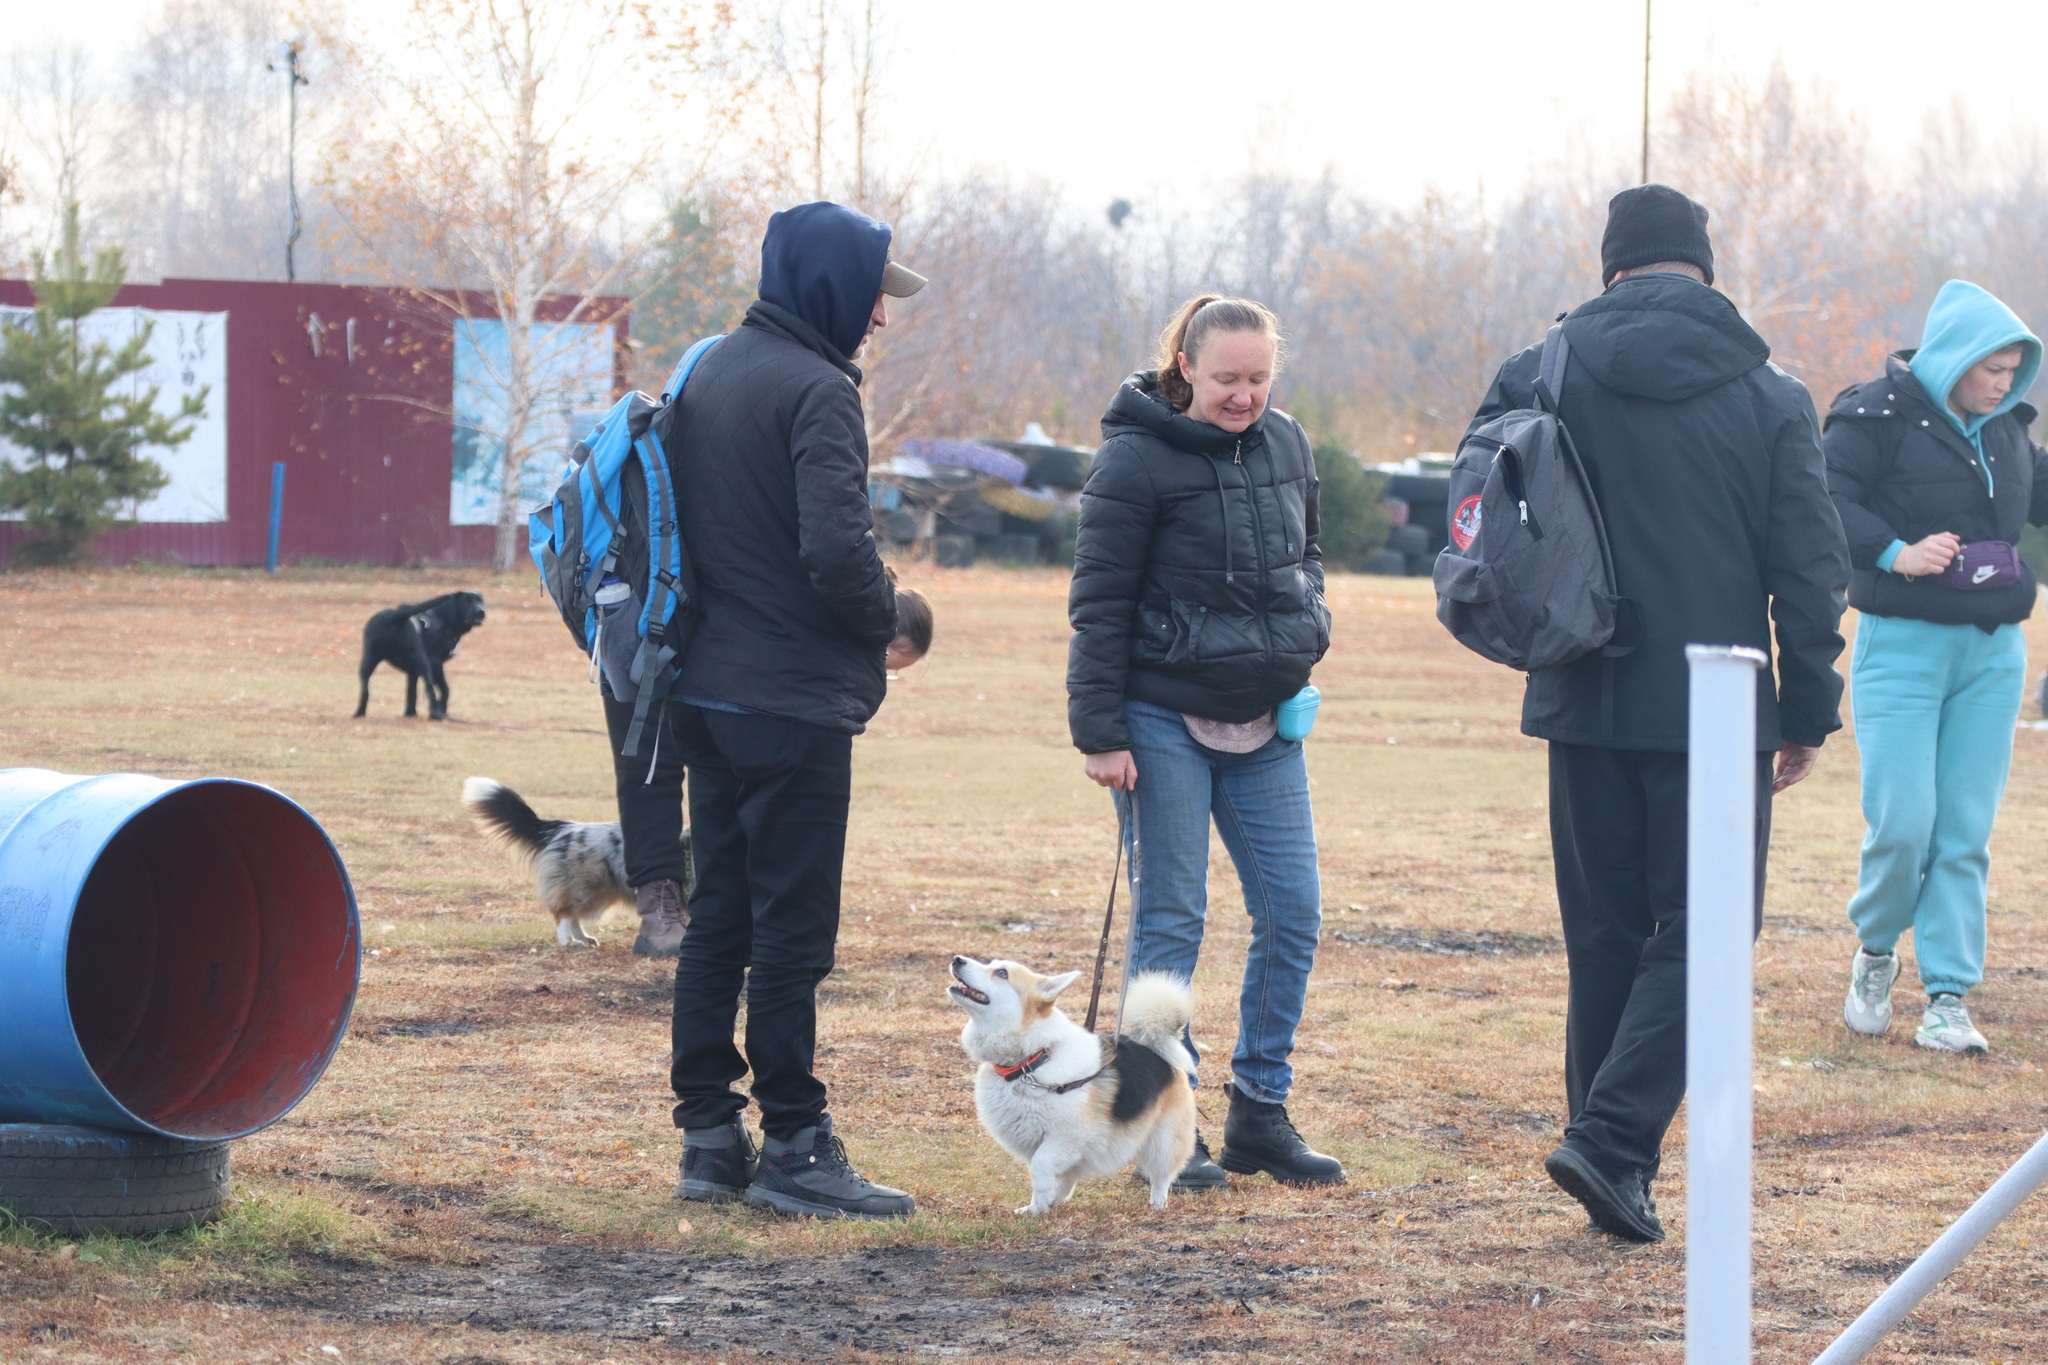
top-left (1601, 184), bottom-right (1714, 287)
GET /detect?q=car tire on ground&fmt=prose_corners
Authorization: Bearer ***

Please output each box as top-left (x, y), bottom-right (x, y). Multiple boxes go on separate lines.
top-left (0, 1124), bottom-right (230, 1236)
top-left (1362, 548), bottom-right (1408, 576)
top-left (1387, 524), bottom-right (1430, 557)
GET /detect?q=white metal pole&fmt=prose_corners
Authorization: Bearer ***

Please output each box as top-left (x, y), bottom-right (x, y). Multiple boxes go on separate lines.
top-left (1811, 1129), bottom-right (2048, 1365)
top-left (1686, 644), bottom-right (1767, 1365)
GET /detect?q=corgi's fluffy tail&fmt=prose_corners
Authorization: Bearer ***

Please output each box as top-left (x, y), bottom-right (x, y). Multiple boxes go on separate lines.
top-left (1116, 971), bottom-right (1194, 1068)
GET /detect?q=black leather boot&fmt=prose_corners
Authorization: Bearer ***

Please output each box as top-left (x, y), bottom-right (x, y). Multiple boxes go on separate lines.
top-left (1173, 1132), bottom-right (1227, 1192)
top-left (1218, 1083), bottom-right (1346, 1186)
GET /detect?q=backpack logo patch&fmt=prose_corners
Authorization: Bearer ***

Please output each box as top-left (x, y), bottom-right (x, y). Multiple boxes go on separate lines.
top-left (1973, 564), bottom-right (1997, 584)
top-left (1451, 494), bottom-right (1483, 551)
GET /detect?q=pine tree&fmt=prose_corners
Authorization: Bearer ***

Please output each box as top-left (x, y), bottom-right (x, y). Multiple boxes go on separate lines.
top-left (0, 204), bottom-right (206, 564)
top-left (1311, 444), bottom-right (1392, 571)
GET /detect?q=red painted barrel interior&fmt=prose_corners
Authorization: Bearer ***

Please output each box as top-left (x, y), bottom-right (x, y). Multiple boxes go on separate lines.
top-left (63, 783), bottom-right (358, 1141)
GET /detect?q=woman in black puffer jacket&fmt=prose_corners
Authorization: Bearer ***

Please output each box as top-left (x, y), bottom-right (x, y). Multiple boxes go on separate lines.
top-left (1066, 295), bottom-right (1341, 1191)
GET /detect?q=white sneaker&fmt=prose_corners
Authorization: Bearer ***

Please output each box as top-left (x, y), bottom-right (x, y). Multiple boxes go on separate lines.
top-left (1915, 994), bottom-right (1989, 1055)
top-left (1844, 948), bottom-right (1900, 1035)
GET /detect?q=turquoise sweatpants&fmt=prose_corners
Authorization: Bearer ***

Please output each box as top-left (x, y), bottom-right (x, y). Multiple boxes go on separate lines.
top-left (1846, 614), bottom-right (2026, 998)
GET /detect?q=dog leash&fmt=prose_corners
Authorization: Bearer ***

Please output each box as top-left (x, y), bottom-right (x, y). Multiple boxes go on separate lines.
top-left (1028, 789), bottom-right (1145, 1098)
top-left (1083, 788), bottom-right (1142, 1034)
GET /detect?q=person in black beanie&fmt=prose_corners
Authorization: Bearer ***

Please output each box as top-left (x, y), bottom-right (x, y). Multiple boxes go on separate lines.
top-left (1599, 182), bottom-right (1715, 286)
top-left (1460, 184), bottom-right (1848, 1242)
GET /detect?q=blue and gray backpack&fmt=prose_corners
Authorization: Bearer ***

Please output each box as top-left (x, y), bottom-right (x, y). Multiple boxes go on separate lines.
top-left (529, 335), bottom-right (722, 758)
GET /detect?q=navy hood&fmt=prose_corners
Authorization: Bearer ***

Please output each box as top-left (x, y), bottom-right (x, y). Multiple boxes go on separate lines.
top-left (758, 201), bottom-right (892, 363)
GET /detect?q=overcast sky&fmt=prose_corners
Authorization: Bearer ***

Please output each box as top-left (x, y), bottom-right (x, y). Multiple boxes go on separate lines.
top-left (877, 0), bottom-right (2048, 217)
top-left (19, 0), bottom-right (2048, 219)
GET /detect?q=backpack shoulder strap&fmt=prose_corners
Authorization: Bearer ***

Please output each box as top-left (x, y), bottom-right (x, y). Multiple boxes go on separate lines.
top-left (1533, 325), bottom-right (1570, 415)
top-left (660, 333), bottom-right (727, 405)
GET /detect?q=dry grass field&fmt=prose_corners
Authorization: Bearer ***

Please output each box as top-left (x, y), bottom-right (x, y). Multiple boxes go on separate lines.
top-left (4, 564), bottom-right (2048, 1364)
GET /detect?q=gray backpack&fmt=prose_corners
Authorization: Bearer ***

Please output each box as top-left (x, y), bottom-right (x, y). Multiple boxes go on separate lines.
top-left (1433, 326), bottom-right (1635, 672)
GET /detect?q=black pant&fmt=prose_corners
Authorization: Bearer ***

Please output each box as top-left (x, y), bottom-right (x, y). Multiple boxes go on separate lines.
top-left (1548, 742), bottom-right (1772, 1181)
top-left (610, 698), bottom-right (853, 1139)
top-left (604, 693), bottom-right (696, 889)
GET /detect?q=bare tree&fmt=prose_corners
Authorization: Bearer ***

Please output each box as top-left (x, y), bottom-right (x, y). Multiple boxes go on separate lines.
top-left (1658, 65), bottom-right (1905, 401)
top-left (118, 0), bottom-right (297, 280)
top-left (327, 0), bottom-right (743, 569)
top-left (4, 46), bottom-right (112, 254)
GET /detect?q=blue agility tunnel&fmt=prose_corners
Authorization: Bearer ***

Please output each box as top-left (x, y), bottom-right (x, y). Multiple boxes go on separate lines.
top-left (0, 770), bottom-right (359, 1142)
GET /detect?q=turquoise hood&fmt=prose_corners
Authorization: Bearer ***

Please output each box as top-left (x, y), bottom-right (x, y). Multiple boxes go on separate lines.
top-left (1909, 279), bottom-right (2041, 441)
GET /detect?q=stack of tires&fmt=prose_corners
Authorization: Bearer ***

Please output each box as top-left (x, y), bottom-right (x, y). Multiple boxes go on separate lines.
top-left (1388, 523), bottom-right (1434, 576)
top-left (0, 770), bottom-right (359, 1240)
top-left (1362, 524), bottom-right (1435, 577)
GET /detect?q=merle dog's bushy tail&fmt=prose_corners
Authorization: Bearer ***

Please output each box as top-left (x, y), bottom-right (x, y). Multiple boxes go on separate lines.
top-left (462, 777), bottom-right (566, 865)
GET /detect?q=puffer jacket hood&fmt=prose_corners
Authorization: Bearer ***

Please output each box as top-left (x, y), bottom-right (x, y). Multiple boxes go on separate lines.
top-left (1561, 272), bottom-right (1770, 403)
top-left (1909, 279), bottom-right (2042, 441)
top-left (757, 201), bottom-right (892, 362)
top-left (1102, 370), bottom-right (1268, 455)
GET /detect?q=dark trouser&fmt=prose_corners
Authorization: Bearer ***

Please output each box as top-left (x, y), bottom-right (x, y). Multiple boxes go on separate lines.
top-left (604, 693), bottom-right (696, 889)
top-left (633, 701), bottom-right (852, 1139)
top-left (1548, 742), bottom-right (1772, 1182)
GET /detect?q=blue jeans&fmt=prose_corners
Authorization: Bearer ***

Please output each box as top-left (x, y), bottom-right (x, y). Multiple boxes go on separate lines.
top-left (1117, 698), bottom-right (1322, 1104)
top-left (1847, 615), bottom-right (2025, 999)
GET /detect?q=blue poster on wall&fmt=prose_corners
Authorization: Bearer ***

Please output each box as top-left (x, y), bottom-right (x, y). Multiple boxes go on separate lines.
top-left (449, 319), bottom-right (614, 526)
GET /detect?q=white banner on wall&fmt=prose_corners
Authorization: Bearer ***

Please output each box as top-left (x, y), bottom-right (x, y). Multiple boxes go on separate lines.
top-left (0, 305), bottom-right (229, 523)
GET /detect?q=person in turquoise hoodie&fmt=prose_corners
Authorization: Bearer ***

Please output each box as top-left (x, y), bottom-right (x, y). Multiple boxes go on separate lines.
top-left (1823, 280), bottom-right (2048, 1053)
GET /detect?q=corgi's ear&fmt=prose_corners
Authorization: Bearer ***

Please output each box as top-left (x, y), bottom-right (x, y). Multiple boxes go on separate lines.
top-left (1036, 970), bottom-right (1083, 1000)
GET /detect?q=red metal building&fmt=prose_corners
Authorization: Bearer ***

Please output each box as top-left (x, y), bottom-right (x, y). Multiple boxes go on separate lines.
top-left (0, 278), bottom-right (626, 567)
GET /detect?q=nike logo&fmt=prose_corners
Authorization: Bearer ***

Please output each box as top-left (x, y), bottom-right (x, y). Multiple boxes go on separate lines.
top-left (1974, 565), bottom-right (1997, 584)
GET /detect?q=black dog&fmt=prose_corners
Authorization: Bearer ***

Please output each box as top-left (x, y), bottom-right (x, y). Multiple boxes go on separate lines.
top-left (355, 591), bottom-right (487, 720)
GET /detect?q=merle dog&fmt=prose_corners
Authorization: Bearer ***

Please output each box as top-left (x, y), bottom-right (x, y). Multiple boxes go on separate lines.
top-left (355, 591), bottom-right (487, 720)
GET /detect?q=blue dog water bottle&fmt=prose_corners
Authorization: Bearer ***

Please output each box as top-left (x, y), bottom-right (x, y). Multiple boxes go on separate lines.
top-left (1277, 685), bottom-right (1320, 741)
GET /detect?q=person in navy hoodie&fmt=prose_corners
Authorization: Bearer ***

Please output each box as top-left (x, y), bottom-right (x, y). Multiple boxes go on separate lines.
top-left (1827, 281), bottom-right (2048, 1056)
top-left (614, 201), bottom-right (928, 1218)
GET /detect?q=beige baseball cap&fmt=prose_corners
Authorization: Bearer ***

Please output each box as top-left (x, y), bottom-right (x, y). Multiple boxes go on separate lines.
top-left (880, 260), bottom-right (928, 297)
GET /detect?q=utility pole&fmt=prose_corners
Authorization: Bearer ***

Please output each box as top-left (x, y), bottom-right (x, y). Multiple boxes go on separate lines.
top-left (1640, 0), bottom-right (1652, 183)
top-left (269, 40), bottom-right (309, 282)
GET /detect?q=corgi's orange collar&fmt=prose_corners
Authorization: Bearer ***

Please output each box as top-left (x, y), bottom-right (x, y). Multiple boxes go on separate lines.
top-left (990, 1049), bottom-right (1051, 1082)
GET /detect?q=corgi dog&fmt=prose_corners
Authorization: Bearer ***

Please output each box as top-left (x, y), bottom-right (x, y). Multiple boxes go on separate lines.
top-left (948, 955), bottom-right (1196, 1215)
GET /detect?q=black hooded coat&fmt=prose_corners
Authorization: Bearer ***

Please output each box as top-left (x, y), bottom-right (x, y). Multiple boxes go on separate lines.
top-left (1067, 372), bottom-right (1329, 754)
top-left (1465, 273), bottom-right (1849, 751)
top-left (656, 203), bottom-right (897, 734)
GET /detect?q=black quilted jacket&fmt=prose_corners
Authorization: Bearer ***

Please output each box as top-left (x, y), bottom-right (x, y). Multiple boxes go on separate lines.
top-left (1824, 353), bottom-right (2048, 629)
top-left (1067, 372), bottom-right (1329, 754)
top-left (657, 301), bottom-right (896, 734)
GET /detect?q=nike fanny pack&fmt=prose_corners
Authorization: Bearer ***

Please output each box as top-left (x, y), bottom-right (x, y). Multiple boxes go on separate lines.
top-left (1936, 540), bottom-right (2023, 591)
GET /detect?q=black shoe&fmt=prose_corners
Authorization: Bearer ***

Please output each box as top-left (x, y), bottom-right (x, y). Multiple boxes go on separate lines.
top-left (676, 1119), bottom-right (757, 1204)
top-left (1218, 1083), bottom-right (1347, 1186)
top-left (1172, 1133), bottom-right (1228, 1192)
top-left (1543, 1144), bottom-right (1664, 1243)
top-left (744, 1116), bottom-right (916, 1220)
